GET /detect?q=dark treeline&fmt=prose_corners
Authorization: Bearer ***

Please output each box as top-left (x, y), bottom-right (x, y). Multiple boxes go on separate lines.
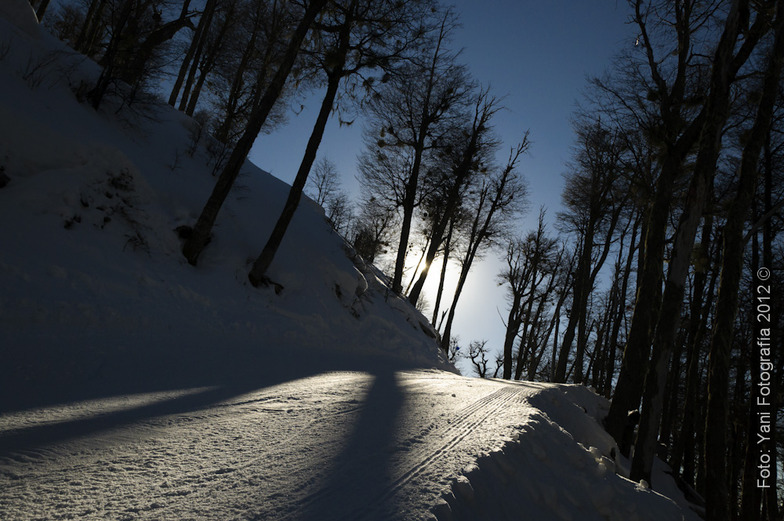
top-left (33, 0), bottom-right (782, 519)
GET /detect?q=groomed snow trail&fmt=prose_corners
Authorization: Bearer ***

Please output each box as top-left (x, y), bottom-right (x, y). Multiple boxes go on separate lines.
top-left (0, 370), bottom-right (701, 521)
top-left (0, 370), bottom-right (542, 521)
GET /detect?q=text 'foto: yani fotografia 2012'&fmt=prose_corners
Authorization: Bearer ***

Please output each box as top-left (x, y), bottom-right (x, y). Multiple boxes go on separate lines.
top-left (754, 266), bottom-right (774, 490)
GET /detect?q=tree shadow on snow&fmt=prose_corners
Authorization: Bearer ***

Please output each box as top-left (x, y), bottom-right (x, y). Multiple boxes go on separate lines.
top-left (0, 339), bottom-right (421, 467)
top-left (261, 368), bottom-right (408, 521)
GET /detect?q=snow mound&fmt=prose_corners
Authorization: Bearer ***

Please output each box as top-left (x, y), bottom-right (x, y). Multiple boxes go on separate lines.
top-left (435, 383), bottom-right (702, 521)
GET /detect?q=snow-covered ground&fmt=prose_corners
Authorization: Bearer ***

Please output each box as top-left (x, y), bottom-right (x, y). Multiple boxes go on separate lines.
top-left (1, 370), bottom-right (698, 521)
top-left (0, 3), bottom-right (701, 520)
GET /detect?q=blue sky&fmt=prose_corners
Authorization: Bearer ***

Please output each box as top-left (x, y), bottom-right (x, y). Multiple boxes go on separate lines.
top-left (249, 0), bottom-right (635, 373)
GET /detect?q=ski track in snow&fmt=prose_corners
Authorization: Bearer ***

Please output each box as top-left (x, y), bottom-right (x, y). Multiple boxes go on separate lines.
top-left (0, 371), bottom-right (539, 521)
top-left (286, 378), bottom-right (537, 521)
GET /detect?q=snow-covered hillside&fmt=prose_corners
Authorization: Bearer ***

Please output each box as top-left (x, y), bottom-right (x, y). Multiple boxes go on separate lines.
top-left (0, 0), bottom-right (449, 408)
top-left (0, 3), bottom-right (702, 520)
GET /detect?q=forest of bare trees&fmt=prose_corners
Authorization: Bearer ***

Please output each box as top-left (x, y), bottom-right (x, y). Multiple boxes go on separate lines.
top-left (31, 0), bottom-right (783, 518)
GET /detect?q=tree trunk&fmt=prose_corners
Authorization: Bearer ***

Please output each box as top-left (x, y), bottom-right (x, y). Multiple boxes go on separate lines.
top-left (87, 0), bottom-right (134, 109)
top-left (604, 213), bottom-right (640, 397)
top-left (404, 239), bottom-right (430, 296)
top-left (584, 320), bottom-right (600, 386)
top-left (390, 18), bottom-right (451, 294)
top-left (683, 250), bottom-right (717, 487)
top-left (178, 15), bottom-right (211, 112)
top-left (431, 216), bottom-right (454, 327)
top-left (169, 0), bottom-right (217, 107)
top-left (35, 0), bottom-right (51, 21)
top-left (440, 235), bottom-right (478, 350)
top-left (502, 292), bottom-right (524, 380)
top-left (122, 13), bottom-right (195, 88)
top-left (631, 0), bottom-right (747, 483)
top-left (574, 290), bottom-right (590, 383)
top-left (605, 151), bottom-right (684, 452)
top-left (248, 3), bottom-right (354, 285)
top-left (741, 225), bottom-right (762, 520)
top-left (730, 348), bottom-right (748, 519)
top-left (528, 268), bottom-right (561, 381)
top-left (549, 300), bottom-right (560, 381)
top-left (75, 0), bottom-right (108, 56)
top-left (248, 71), bottom-right (342, 285)
top-left (669, 206), bottom-right (711, 481)
top-left (704, 5), bottom-right (784, 519)
top-left (556, 192), bottom-right (622, 384)
top-left (184, 18), bottom-right (226, 116)
top-left (182, 0), bottom-right (327, 265)
top-left (515, 272), bottom-right (540, 381)
top-left (554, 236), bottom-right (589, 383)
top-left (406, 223), bottom-right (445, 306)
top-left (594, 294), bottom-right (614, 392)
top-left (393, 146), bottom-right (425, 294)
top-left (441, 145), bottom-right (526, 350)
top-left (170, 0), bottom-right (216, 107)
top-left (214, 22), bottom-right (258, 142)
top-left (606, 168), bottom-right (669, 452)
top-left (660, 326), bottom-right (686, 452)
top-left (407, 97), bottom-right (491, 306)
top-left (604, 0), bottom-right (717, 447)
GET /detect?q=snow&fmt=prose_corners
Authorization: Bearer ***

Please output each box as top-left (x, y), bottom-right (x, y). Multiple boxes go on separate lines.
top-left (0, 8), bottom-right (701, 521)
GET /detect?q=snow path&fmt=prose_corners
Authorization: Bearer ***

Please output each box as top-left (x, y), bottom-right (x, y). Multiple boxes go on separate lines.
top-left (0, 370), bottom-right (542, 520)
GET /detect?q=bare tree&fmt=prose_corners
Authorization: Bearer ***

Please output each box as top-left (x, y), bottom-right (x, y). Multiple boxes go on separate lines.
top-left (554, 118), bottom-right (626, 384)
top-left (466, 340), bottom-right (502, 379)
top-left (248, 0), bottom-right (433, 286)
top-left (182, 0), bottom-right (328, 265)
top-left (178, 0), bottom-right (238, 116)
top-left (631, 0), bottom-right (772, 487)
top-left (439, 138), bottom-right (529, 350)
top-left (604, 0), bottom-right (737, 446)
top-left (168, 0), bottom-right (216, 107)
top-left (498, 210), bottom-right (561, 380)
top-left (357, 8), bottom-right (471, 294)
top-left (88, 0), bottom-right (195, 109)
top-left (518, 238), bottom-right (569, 382)
top-left (302, 157), bottom-right (352, 233)
top-left (703, 4), bottom-right (784, 519)
top-left (406, 89), bottom-right (501, 307)
top-left (352, 197), bottom-right (398, 264)
top-left (306, 157), bottom-right (340, 208)
top-left (209, 0), bottom-right (293, 145)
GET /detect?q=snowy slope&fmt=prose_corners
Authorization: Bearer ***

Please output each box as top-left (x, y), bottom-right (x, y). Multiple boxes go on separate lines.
top-left (0, 1), bottom-right (449, 410)
top-left (0, 4), bottom-right (701, 521)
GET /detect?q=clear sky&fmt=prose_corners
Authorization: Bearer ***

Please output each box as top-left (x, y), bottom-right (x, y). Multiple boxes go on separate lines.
top-left (249, 0), bottom-right (636, 374)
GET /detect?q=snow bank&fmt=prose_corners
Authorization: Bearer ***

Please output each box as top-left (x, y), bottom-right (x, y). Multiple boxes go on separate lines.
top-left (435, 383), bottom-right (701, 521)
